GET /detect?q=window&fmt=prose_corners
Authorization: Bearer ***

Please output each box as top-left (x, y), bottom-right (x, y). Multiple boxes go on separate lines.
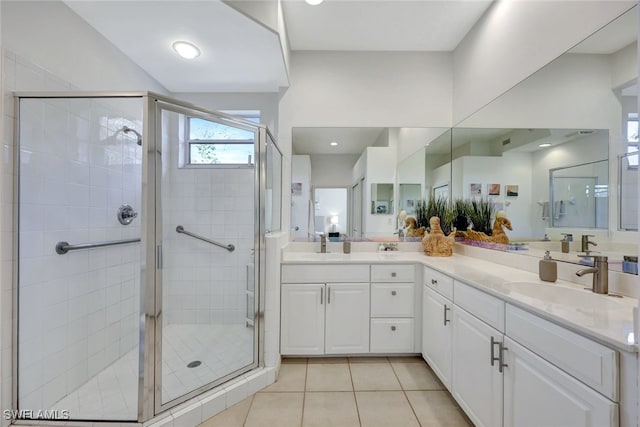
top-left (627, 113), bottom-right (638, 143)
top-left (187, 115), bottom-right (258, 165)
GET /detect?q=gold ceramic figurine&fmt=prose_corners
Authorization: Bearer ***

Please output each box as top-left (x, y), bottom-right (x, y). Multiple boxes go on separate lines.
top-left (422, 216), bottom-right (456, 256)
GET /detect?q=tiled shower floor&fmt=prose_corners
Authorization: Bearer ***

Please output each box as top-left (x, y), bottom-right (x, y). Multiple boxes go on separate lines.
top-left (54, 323), bottom-right (253, 420)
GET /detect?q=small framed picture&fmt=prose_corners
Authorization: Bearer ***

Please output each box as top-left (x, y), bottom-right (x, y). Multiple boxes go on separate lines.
top-left (488, 183), bottom-right (500, 196)
top-left (506, 185), bottom-right (519, 197)
top-left (291, 182), bottom-right (302, 196)
top-left (470, 183), bottom-right (482, 196)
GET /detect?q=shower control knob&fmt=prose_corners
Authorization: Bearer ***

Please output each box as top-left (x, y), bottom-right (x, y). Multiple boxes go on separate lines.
top-left (117, 204), bottom-right (138, 225)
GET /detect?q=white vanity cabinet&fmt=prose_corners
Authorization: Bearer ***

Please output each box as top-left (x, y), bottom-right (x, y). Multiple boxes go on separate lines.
top-left (422, 267), bottom-right (454, 389)
top-left (280, 264), bottom-right (370, 355)
top-left (503, 304), bottom-right (618, 427)
top-left (370, 264), bottom-right (416, 353)
top-left (451, 281), bottom-right (505, 427)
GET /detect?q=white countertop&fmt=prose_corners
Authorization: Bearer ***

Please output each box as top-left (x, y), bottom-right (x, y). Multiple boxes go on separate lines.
top-left (282, 251), bottom-right (638, 352)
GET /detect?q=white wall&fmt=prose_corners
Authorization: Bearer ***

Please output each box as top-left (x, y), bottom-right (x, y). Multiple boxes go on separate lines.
top-left (611, 42), bottom-right (637, 90)
top-left (452, 0), bottom-right (635, 123)
top-left (396, 127), bottom-right (450, 164)
top-left (451, 153), bottom-right (533, 239)
top-left (310, 154), bottom-right (359, 188)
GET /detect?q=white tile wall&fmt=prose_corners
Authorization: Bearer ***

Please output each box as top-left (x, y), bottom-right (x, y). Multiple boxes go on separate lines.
top-left (15, 86), bottom-right (142, 417)
top-left (161, 111), bottom-right (255, 327)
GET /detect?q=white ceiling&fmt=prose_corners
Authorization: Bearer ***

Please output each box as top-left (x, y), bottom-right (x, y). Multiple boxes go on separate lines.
top-left (64, 0), bottom-right (494, 93)
top-left (63, 0), bottom-right (289, 92)
top-left (281, 0), bottom-right (493, 51)
top-left (292, 127), bottom-right (385, 155)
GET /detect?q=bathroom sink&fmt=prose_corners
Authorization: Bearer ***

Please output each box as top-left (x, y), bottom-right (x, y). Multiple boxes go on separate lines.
top-left (507, 282), bottom-right (625, 310)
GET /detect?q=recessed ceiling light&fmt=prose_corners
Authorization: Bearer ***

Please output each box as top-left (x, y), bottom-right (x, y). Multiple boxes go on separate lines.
top-left (539, 143), bottom-right (552, 147)
top-left (305, 0), bottom-right (324, 5)
top-left (330, 141), bottom-right (338, 146)
top-left (172, 41), bottom-right (200, 59)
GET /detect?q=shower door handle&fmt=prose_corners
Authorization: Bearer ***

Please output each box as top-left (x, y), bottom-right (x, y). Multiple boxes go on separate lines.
top-left (157, 245), bottom-right (163, 269)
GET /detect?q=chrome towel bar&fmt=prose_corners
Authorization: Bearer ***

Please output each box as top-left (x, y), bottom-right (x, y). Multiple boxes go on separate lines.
top-left (175, 225), bottom-right (235, 252)
top-left (55, 238), bottom-right (141, 255)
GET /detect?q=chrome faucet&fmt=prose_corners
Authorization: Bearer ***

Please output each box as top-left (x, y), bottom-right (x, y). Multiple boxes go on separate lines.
top-left (580, 234), bottom-right (597, 255)
top-left (320, 234), bottom-right (327, 253)
top-left (576, 255), bottom-right (608, 294)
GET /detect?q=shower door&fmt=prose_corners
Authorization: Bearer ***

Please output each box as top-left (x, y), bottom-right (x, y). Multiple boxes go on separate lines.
top-left (154, 102), bottom-right (259, 410)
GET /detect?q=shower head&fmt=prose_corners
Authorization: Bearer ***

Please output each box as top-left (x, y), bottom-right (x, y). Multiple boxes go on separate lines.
top-left (121, 126), bottom-right (142, 146)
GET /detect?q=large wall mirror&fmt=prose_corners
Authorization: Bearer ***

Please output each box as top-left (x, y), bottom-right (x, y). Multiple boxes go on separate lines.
top-left (290, 127), bottom-right (450, 240)
top-left (454, 6), bottom-right (637, 271)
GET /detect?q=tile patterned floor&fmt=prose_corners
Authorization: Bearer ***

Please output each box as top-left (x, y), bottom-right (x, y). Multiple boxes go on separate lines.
top-left (199, 357), bottom-right (473, 427)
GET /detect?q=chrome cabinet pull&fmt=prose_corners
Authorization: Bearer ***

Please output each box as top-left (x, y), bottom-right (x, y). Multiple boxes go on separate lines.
top-left (320, 287), bottom-right (324, 305)
top-left (490, 336), bottom-right (500, 367)
top-left (327, 286), bottom-right (331, 304)
top-left (443, 304), bottom-right (451, 325)
top-left (391, 272), bottom-right (397, 277)
top-left (391, 290), bottom-right (397, 296)
top-left (499, 342), bottom-right (508, 373)
top-left (431, 279), bottom-right (437, 285)
top-left (391, 325), bottom-right (396, 331)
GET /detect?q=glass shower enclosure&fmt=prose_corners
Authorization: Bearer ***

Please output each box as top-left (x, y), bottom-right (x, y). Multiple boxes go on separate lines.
top-left (14, 93), bottom-right (280, 422)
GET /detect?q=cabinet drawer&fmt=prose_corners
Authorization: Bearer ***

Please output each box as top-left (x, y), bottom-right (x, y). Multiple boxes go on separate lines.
top-left (454, 280), bottom-right (505, 332)
top-left (506, 304), bottom-right (618, 401)
top-left (371, 283), bottom-right (415, 317)
top-left (282, 264), bottom-right (370, 283)
top-left (424, 267), bottom-right (453, 300)
top-left (371, 264), bottom-right (415, 283)
top-left (370, 318), bottom-right (415, 353)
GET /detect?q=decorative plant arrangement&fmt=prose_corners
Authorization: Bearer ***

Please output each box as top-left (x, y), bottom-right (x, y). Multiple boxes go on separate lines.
top-left (467, 198), bottom-right (494, 235)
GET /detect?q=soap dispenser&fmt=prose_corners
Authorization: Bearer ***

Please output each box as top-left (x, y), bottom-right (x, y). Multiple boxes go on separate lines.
top-left (539, 251), bottom-right (557, 282)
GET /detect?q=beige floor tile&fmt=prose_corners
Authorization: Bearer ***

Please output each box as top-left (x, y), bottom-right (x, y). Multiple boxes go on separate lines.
top-left (356, 391), bottom-right (420, 427)
top-left (391, 361), bottom-right (444, 390)
top-left (263, 363), bottom-right (307, 392)
top-left (388, 355), bottom-right (424, 364)
top-left (306, 363), bottom-right (353, 391)
top-left (350, 362), bottom-right (401, 391)
top-left (348, 356), bottom-right (389, 363)
top-left (307, 357), bottom-right (348, 364)
top-left (244, 392), bottom-right (304, 427)
top-left (406, 390), bottom-right (474, 426)
top-left (282, 357), bottom-right (308, 364)
top-left (199, 395), bottom-right (253, 427)
top-left (302, 392), bottom-right (360, 427)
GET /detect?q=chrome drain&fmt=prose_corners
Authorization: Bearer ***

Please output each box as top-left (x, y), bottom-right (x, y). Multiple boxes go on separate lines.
top-left (187, 361), bottom-right (202, 368)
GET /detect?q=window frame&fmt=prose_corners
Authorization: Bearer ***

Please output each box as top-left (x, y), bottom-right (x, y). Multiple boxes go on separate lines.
top-left (184, 113), bottom-right (259, 168)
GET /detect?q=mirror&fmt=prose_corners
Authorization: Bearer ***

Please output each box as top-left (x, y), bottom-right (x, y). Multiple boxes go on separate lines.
top-left (371, 183), bottom-right (394, 215)
top-left (454, 7), bottom-right (637, 270)
top-left (291, 127), bottom-right (450, 240)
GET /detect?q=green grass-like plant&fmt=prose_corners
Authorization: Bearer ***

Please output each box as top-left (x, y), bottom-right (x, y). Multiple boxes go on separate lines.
top-left (468, 198), bottom-right (494, 235)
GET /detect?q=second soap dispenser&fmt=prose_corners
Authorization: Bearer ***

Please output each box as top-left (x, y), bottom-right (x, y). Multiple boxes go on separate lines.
top-left (539, 251), bottom-right (557, 282)
top-left (560, 233), bottom-right (572, 253)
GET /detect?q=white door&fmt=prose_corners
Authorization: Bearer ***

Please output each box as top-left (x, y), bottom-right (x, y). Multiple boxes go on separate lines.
top-left (503, 337), bottom-right (618, 427)
top-left (281, 283), bottom-right (325, 355)
top-left (452, 306), bottom-right (503, 427)
top-left (325, 283), bottom-right (370, 354)
top-left (422, 286), bottom-right (453, 390)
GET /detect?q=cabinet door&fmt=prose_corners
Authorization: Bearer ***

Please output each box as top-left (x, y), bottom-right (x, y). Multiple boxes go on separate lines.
top-left (422, 286), bottom-right (452, 390)
top-left (281, 283), bottom-right (325, 355)
top-left (504, 337), bottom-right (618, 427)
top-left (452, 306), bottom-right (503, 427)
top-left (325, 283), bottom-right (370, 354)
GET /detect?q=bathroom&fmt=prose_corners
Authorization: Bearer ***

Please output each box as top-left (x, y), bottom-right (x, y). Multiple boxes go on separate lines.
top-left (0, 1), bottom-right (638, 426)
